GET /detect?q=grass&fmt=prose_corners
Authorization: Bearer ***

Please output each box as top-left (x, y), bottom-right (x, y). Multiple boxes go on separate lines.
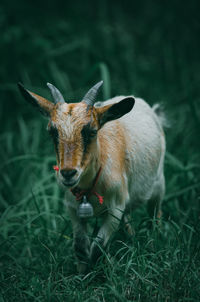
top-left (0, 0), bottom-right (200, 301)
top-left (0, 136), bottom-right (199, 301)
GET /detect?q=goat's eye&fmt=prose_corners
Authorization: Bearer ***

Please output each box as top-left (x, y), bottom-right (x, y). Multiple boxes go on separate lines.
top-left (48, 126), bottom-right (59, 144)
top-left (48, 126), bottom-right (59, 157)
top-left (48, 127), bottom-right (57, 138)
top-left (90, 129), bottom-right (97, 138)
top-left (81, 125), bottom-right (97, 152)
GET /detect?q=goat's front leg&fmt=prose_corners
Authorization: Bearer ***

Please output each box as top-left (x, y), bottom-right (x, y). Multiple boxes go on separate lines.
top-left (67, 204), bottom-right (90, 274)
top-left (90, 203), bottom-right (125, 265)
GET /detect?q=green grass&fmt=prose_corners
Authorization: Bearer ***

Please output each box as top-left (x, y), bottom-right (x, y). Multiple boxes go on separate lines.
top-left (0, 1), bottom-right (200, 301)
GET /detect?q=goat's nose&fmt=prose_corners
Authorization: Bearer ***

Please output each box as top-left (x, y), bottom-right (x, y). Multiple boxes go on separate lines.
top-left (60, 169), bottom-right (77, 179)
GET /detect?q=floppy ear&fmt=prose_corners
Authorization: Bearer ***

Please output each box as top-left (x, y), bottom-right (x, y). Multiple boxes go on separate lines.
top-left (18, 83), bottom-right (54, 117)
top-left (96, 97), bottom-right (135, 127)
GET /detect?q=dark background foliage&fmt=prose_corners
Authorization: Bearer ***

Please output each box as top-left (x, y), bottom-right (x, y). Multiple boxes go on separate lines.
top-left (0, 0), bottom-right (200, 301)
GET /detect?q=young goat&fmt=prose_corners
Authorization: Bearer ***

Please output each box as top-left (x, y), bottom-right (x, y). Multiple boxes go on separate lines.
top-left (18, 81), bottom-right (166, 273)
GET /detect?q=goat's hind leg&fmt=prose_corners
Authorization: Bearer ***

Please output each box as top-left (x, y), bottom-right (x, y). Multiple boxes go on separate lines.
top-left (147, 174), bottom-right (165, 222)
top-left (123, 214), bottom-right (134, 236)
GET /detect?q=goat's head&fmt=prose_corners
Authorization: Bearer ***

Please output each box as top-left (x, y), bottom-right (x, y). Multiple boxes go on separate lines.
top-left (18, 81), bottom-right (135, 188)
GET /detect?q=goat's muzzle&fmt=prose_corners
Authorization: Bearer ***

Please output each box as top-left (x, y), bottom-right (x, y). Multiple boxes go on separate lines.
top-left (60, 168), bottom-right (79, 187)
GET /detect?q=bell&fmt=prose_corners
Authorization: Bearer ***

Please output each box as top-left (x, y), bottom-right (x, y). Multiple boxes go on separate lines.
top-left (77, 196), bottom-right (94, 218)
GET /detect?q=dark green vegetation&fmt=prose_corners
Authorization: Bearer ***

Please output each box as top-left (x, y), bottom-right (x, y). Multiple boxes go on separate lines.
top-left (0, 1), bottom-right (200, 301)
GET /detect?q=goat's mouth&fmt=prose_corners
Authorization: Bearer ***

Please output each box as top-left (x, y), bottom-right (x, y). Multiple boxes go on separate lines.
top-left (61, 178), bottom-right (79, 188)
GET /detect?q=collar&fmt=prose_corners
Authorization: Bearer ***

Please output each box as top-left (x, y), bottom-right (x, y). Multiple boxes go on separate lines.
top-left (70, 167), bottom-right (103, 204)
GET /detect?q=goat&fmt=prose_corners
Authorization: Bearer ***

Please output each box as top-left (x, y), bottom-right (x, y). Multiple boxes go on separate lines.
top-left (18, 81), bottom-right (166, 273)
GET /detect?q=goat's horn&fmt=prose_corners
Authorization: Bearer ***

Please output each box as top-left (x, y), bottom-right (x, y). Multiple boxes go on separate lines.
top-left (82, 81), bottom-right (103, 107)
top-left (47, 83), bottom-right (65, 104)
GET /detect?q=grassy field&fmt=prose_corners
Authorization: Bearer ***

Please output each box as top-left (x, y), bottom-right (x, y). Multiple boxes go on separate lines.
top-left (0, 1), bottom-right (200, 301)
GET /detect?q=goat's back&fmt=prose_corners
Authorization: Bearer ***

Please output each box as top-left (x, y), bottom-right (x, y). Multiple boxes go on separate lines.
top-left (96, 96), bottom-right (166, 205)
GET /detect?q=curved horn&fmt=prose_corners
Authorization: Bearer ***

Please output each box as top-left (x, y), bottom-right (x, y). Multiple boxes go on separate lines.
top-left (47, 83), bottom-right (65, 104)
top-left (82, 80), bottom-right (103, 107)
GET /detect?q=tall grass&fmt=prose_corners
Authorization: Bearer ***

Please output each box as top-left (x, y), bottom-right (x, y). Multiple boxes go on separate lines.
top-left (0, 1), bottom-right (200, 301)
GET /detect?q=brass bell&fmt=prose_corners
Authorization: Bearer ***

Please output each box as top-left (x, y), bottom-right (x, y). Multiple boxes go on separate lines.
top-left (77, 196), bottom-right (94, 218)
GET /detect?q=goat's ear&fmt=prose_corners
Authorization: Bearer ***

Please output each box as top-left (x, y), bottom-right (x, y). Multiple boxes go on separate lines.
top-left (96, 97), bottom-right (135, 127)
top-left (18, 83), bottom-right (54, 117)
